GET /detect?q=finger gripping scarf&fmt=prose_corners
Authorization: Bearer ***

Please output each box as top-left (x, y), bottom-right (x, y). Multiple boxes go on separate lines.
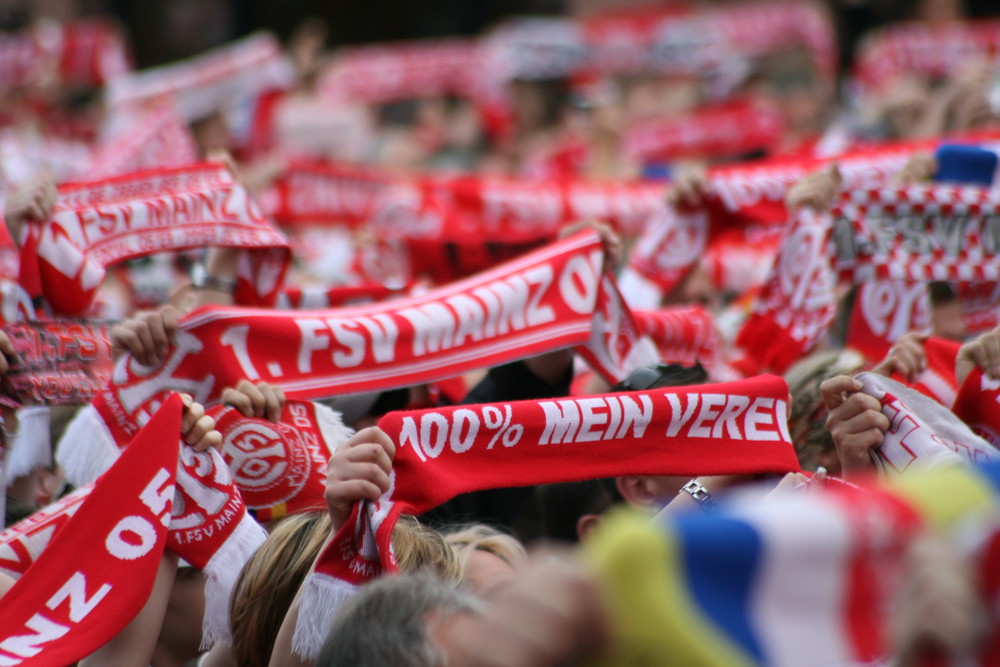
top-left (293, 374), bottom-right (801, 657)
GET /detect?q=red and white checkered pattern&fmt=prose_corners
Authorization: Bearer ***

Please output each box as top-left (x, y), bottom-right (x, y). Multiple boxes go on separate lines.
top-left (829, 183), bottom-right (1000, 284)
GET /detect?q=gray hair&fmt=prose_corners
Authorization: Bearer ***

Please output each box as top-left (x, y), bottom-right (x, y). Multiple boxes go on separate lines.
top-left (316, 574), bottom-right (483, 667)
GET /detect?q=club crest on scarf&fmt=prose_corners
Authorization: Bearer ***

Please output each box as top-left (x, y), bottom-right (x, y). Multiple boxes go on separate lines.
top-left (212, 400), bottom-right (346, 519)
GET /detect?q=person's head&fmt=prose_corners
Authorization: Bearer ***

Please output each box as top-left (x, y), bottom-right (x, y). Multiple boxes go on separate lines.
top-left (393, 515), bottom-right (463, 582)
top-left (316, 574), bottom-right (482, 667)
top-left (230, 512), bottom-right (461, 667)
top-left (612, 362), bottom-right (712, 513)
top-left (929, 281), bottom-right (966, 341)
top-left (230, 511), bottom-right (331, 667)
top-left (538, 478), bottom-right (623, 543)
top-left (444, 524), bottom-right (527, 596)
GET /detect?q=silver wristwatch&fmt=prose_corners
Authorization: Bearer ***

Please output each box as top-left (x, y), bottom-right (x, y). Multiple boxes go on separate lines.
top-left (679, 479), bottom-right (719, 512)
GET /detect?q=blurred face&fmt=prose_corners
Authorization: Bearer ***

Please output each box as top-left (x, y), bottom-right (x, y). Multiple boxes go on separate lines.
top-left (463, 550), bottom-right (517, 597)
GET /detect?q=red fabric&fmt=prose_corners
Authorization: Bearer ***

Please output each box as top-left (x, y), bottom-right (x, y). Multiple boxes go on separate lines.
top-left (891, 338), bottom-right (961, 408)
top-left (953, 367), bottom-right (1000, 448)
top-left (0, 395), bottom-right (181, 667)
top-left (21, 163), bottom-right (290, 316)
top-left (846, 281), bottom-right (931, 363)
top-left (87, 232), bottom-right (632, 450)
top-left (855, 20), bottom-right (1000, 92)
top-left (623, 101), bottom-right (783, 163)
top-left (830, 184), bottom-right (1000, 285)
top-left (634, 305), bottom-right (720, 368)
top-left (295, 375), bottom-right (801, 655)
top-left (211, 400), bottom-right (345, 522)
top-left (734, 207), bottom-right (837, 375)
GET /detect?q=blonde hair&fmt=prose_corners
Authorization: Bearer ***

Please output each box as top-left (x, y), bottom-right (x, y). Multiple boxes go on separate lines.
top-left (444, 524), bottom-right (527, 576)
top-left (393, 515), bottom-right (463, 583)
top-left (230, 512), bottom-right (331, 667)
top-left (229, 512), bottom-right (460, 667)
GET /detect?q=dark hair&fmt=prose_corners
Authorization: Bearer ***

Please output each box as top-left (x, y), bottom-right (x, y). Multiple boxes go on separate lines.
top-left (611, 362), bottom-right (709, 393)
top-left (536, 479), bottom-right (623, 543)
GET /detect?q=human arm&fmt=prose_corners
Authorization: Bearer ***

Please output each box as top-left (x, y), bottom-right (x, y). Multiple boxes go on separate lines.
top-left (79, 551), bottom-right (180, 667)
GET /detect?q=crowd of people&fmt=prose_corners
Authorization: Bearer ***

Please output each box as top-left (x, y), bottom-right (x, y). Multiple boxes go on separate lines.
top-left (3, 0), bottom-right (1000, 665)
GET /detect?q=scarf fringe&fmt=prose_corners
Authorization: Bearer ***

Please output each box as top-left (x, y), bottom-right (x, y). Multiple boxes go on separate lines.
top-left (55, 404), bottom-right (120, 486)
top-left (292, 572), bottom-right (359, 660)
top-left (313, 402), bottom-right (355, 451)
top-left (6, 406), bottom-right (51, 479)
top-left (199, 512), bottom-right (268, 649)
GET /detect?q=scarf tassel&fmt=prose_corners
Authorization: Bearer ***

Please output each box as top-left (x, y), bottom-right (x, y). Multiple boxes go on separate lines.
top-left (291, 572), bottom-right (359, 659)
top-left (56, 404), bottom-right (120, 486)
top-left (199, 511), bottom-right (268, 649)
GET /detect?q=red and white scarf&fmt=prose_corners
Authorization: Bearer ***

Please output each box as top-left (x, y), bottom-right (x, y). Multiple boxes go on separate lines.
top-left (0, 395), bottom-right (178, 666)
top-left (0, 18), bottom-right (130, 91)
top-left (57, 231), bottom-right (641, 485)
top-left (294, 374), bottom-right (801, 656)
top-left (855, 19), bottom-right (1000, 92)
top-left (634, 305), bottom-right (723, 374)
top-left (18, 163), bottom-right (290, 316)
top-left (622, 101), bottom-right (783, 163)
top-left (319, 38), bottom-right (480, 104)
top-left (105, 32), bottom-right (292, 122)
top-left (734, 207), bottom-right (837, 375)
top-left (1, 320), bottom-right (115, 407)
top-left (273, 160), bottom-right (664, 240)
top-left (0, 393), bottom-right (266, 654)
top-left (627, 140), bottom-right (927, 296)
top-left (275, 284), bottom-right (409, 310)
top-left (856, 372), bottom-right (997, 474)
top-left (830, 183), bottom-right (1000, 285)
top-left (91, 100), bottom-right (198, 180)
top-left (211, 400), bottom-right (353, 522)
top-left (846, 280), bottom-right (931, 363)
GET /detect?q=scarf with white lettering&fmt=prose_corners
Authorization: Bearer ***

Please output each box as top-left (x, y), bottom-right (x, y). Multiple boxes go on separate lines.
top-left (1, 393), bottom-right (266, 650)
top-left (846, 280), bottom-right (931, 363)
top-left (622, 101), bottom-right (783, 163)
top-left (211, 400), bottom-right (353, 522)
top-left (830, 183), bottom-right (1000, 285)
top-left (56, 231), bottom-right (637, 486)
top-left (17, 164), bottom-right (290, 316)
top-left (1, 320), bottom-right (115, 406)
top-left (293, 375), bottom-right (801, 657)
top-left (0, 395), bottom-right (180, 667)
top-left (856, 372), bottom-right (997, 474)
top-left (273, 160), bottom-right (663, 239)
